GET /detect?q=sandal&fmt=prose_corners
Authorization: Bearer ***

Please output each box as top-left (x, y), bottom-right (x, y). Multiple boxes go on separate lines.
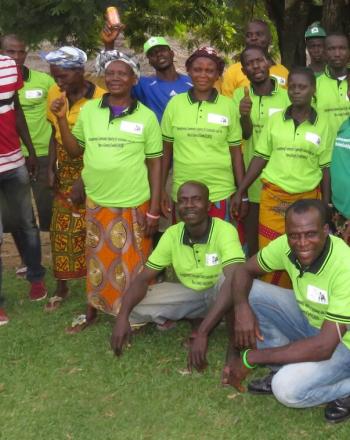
top-left (44, 295), bottom-right (64, 312)
top-left (65, 314), bottom-right (96, 334)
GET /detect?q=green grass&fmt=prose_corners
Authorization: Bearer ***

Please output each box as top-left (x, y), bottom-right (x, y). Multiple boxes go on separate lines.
top-left (1, 270), bottom-right (349, 440)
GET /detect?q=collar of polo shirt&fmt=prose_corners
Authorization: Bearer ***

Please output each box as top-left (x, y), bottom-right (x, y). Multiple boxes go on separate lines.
top-left (284, 105), bottom-right (318, 125)
top-left (182, 217), bottom-right (213, 246)
top-left (288, 235), bottom-right (331, 276)
top-left (249, 76), bottom-right (279, 96)
top-left (100, 93), bottom-right (138, 121)
top-left (187, 87), bottom-right (219, 104)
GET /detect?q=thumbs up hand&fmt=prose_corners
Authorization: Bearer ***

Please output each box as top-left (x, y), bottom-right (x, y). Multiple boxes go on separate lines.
top-left (50, 92), bottom-right (68, 119)
top-left (239, 86), bottom-right (252, 117)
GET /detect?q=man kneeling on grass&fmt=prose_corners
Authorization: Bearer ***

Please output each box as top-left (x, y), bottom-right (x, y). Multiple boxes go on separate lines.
top-left (111, 181), bottom-right (245, 358)
top-left (188, 199), bottom-right (350, 424)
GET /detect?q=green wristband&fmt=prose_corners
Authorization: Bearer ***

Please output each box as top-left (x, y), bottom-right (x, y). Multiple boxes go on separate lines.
top-left (242, 349), bottom-right (257, 369)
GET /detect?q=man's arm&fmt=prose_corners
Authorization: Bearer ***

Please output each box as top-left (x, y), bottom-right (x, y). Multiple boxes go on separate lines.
top-left (111, 267), bottom-right (159, 356)
top-left (14, 93), bottom-right (38, 176)
top-left (320, 167), bottom-right (330, 205)
top-left (229, 146), bottom-right (248, 220)
top-left (47, 129), bottom-right (57, 188)
top-left (160, 141), bottom-right (173, 217)
top-left (145, 157), bottom-right (162, 236)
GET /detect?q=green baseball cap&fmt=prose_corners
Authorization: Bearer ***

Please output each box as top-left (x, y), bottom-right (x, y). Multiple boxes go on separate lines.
top-left (143, 36), bottom-right (170, 54)
top-left (305, 23), bottom-right (327, 39)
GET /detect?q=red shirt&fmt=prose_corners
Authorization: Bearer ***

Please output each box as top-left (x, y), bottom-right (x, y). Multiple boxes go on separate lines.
top-left (0, 55), bottom-right (25, 173)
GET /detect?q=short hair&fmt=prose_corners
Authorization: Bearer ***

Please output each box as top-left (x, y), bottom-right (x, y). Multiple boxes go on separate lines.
top-left (285, 199), bottom-right (327, 225)
top-left (0, 33), bottom-right (25, 49)
top-left (177, 181), bottom-right (209, 200)
top-left (240, 45), bottom-right (267, 66)
top-left (246, 19), bottom-right (271, 36)
top-left (288, 66), bottom-right (316, 87)
top-left (325, 32), bottom-right (349, 47)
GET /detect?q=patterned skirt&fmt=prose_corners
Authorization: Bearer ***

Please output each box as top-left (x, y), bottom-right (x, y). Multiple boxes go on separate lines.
top-left (85, 198), bottom-right (152, 315)
top-left (259, 179), bottom-right (321, 288)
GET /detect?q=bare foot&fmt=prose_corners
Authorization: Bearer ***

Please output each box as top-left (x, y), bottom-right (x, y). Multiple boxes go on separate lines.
top-left (221, 344), bottom-right (241, 387)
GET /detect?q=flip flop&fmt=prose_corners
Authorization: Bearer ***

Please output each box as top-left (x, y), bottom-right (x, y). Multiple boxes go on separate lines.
top-left (44, 295), bottom-right (64, 312)
top-left (65, 314), bottom-right (96, 334)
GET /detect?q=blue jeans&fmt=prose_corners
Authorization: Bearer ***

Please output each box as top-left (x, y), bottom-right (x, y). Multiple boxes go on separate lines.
top-left (249, 279), bottom-right (350, 408)
top-left (0, 165), bottom-right (45, 305)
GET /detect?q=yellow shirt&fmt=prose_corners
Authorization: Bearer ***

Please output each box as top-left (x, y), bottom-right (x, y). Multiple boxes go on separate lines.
top-left (221, 62), bottom-right (289, 98)
top-left (47, 82), bottom-right (106, 145)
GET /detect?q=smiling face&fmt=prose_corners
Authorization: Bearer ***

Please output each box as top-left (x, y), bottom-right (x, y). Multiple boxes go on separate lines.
top-left (286, 207), bottom-right (329, 267)
top-left (146, 45), bottom-right (174, 71)
top-left (288, 72), bottom-right (315, 107)
top-left (177, 183), bottom-right (210, 227)
top-left (104, 60), bottom-right (137, 96)
top-left (187, 57), bottom-right (219, 93)
top-left (325, 35), bottom-right (350, 70)
top-left (241, 47), bottom-right (269, 83)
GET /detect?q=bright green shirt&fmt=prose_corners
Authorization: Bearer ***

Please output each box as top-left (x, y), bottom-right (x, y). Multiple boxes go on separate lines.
top-left (232, 79), bottom-right (290, 202)
top-left (254, 106), bottom-right (331, 193)
top-left (161, 89), bottom-right (241, 202)
top-left (20, 68), bottom-right (55, 157)
top-left (72, 95), bottom-right (162, 208)
top-left (257, 234), bottom-right (350, 350)
top-left (331, 118), bottom-right (350, 218)
top-left (146, 217), bottom-right (245, 291)
top-left (315, 68), bottom-right (350, 142)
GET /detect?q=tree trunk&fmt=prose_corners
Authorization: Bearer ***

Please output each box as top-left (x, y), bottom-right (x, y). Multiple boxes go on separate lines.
top-left (322, 0), bottom-right (350, 34)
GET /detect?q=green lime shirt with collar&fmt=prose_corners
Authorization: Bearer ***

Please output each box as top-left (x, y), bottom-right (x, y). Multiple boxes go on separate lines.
top-left (72, 94), bottom-right (163, 208)
top-left (146, 217), bottom-right (245, 291)
top-left (232, 78), bottom-right (290, 203)
top-left (315, 67), bottom-right (350, 142)
top-left (19, 67), bottom-right (55, 157)
top-left (254, 106), bottom-right (332, 193)
top-left (161, 88), bottom-right (241, 203)
top-left (257, 234), bottom-right (350, 350)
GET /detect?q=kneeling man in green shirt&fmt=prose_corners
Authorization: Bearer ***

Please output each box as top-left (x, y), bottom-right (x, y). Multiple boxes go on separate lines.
top-left (189, 198), bottom-right (350, 424)
top-left (111, 181), bottom-right (245, 358)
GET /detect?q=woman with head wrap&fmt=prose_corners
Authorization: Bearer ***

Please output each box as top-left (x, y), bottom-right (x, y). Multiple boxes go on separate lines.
top-left (50, 50), bottom-right (162, 331)
top-left (161, 47), bottom-right (247, 225)
top-left (45, 47), bottom-right (105, 311)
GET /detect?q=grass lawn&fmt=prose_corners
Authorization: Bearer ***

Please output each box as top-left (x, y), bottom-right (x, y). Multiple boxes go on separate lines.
top-left (1, 269), bottom-right (349, 440)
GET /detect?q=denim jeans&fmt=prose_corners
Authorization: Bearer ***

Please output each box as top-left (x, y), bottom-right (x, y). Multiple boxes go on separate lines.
top-left (249, 279), bottom-right (350, 408)
top-left (0, 165), bottom-right (45, 305)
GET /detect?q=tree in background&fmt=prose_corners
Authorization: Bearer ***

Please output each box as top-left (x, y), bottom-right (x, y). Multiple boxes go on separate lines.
top-left (0, 0), bottom-right (348, 67)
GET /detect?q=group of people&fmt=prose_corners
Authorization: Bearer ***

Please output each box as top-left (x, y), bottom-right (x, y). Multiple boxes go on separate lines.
top-left (1, 15), bottom-right (350, 424)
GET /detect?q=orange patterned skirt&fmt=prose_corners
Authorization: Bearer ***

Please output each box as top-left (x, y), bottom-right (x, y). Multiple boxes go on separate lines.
top-left (85, 198), bottom-right (152, 315)
top-left (259, 179), bottom-right (321, 288)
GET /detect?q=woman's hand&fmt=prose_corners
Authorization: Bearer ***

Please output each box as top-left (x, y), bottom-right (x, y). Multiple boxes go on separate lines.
top-left (50, 92), bottom-right (67, 119)
top-left (160, 189), bottom-right (173, 218)
top-left (144, 214), bottom-right (159, 237)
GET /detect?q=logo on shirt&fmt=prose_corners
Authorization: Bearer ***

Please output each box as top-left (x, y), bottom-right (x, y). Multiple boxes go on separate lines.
top-left (307, 285), bottom-right (328, 305)
top-left (305, 132), bottom-right (321, 146)
top-left (205, 253), bottom-right (219, 266)
top-left (271, 75), bottom-right (286, 86)
top-left (169, 90), bottom-right (177, 97)
top-left (120, 121), bottom-right (144, 135)
top-left (25, 89), bottom-right (43, 99)
top-left (207, 113), bottom-right (228, 126)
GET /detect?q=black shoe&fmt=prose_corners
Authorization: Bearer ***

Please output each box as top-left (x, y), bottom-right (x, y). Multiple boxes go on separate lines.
top-left (248, 372), bottom-right (275, 395)
top-left (325, 396), bottom-right (350, 424)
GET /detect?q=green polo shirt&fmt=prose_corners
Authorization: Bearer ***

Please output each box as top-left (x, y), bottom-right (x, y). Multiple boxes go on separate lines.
top-left (161, 89), bottom-right (241, 202)
top-left (331, 118), bottom-right (350, 218)
top-left (257, 234), bottom-right (350, 350)
top-left (72, 94), bottom-right (162, 208)
top-left (315, 68), bottom-right (350, 142)
top-left (254, 106), bottom-right (331, 193)
top-left (20, 67), bottom-right (55, 157)
top-left (232, 79), bottom-right (290, 202)
top-left (146, 217), bottom-right (245, 291)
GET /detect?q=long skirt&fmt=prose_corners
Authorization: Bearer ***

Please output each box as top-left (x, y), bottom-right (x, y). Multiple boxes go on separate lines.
top-left (85, 198), bottom-right (152, 315)
top-left (259, 179), bottom-right (321, 288)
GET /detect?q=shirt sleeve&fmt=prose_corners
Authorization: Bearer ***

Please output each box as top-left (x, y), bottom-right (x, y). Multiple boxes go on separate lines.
top-left (257, 235), bottom-right (288, 272)
top-left (161, 98), bottom-right (174, 142)
top-left (71, 106), bottom-right (86, 148)
top-left (132, 80), bottom-right (146, 104)
top-left (221, 64), bottom-right (237, 98)
top-left (325, 267), bottom-right (350, 325)
top-left (254, 116), bottom-right (273, 160)
top-left (318, 123), bottom-right (332, 169)
top-left (144, 110), bottom-right (163, 158)
top-left (146, 229), bottom-right (173, 270)
top-left (217, 221), bottom-right (245, 267)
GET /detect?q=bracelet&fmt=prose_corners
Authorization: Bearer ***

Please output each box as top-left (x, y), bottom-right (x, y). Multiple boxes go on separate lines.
top-left (241, 197), bottom-right (249, 202)
top-left (242, 349), bottom-right (257, 369)
top-left (146, 212), bottom-right (160, 220)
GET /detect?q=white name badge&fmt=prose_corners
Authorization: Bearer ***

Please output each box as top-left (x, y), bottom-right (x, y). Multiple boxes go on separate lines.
top-left (205, 253), bottom-right (219, 266)
top-left (120, 121), bottom-right (144, 135)
top-left (207, 113), bottom-right (228, 126)
top-left (268, 107), bottom-right (282, 116)
top-left (271, 75), bottom-right (286, 86)
top-left (25, 89), bottom-right (43, 99)
top-left (305, 132), bottom-right (321, 146)
top-left (307, 285), bottom-right (328, 305)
